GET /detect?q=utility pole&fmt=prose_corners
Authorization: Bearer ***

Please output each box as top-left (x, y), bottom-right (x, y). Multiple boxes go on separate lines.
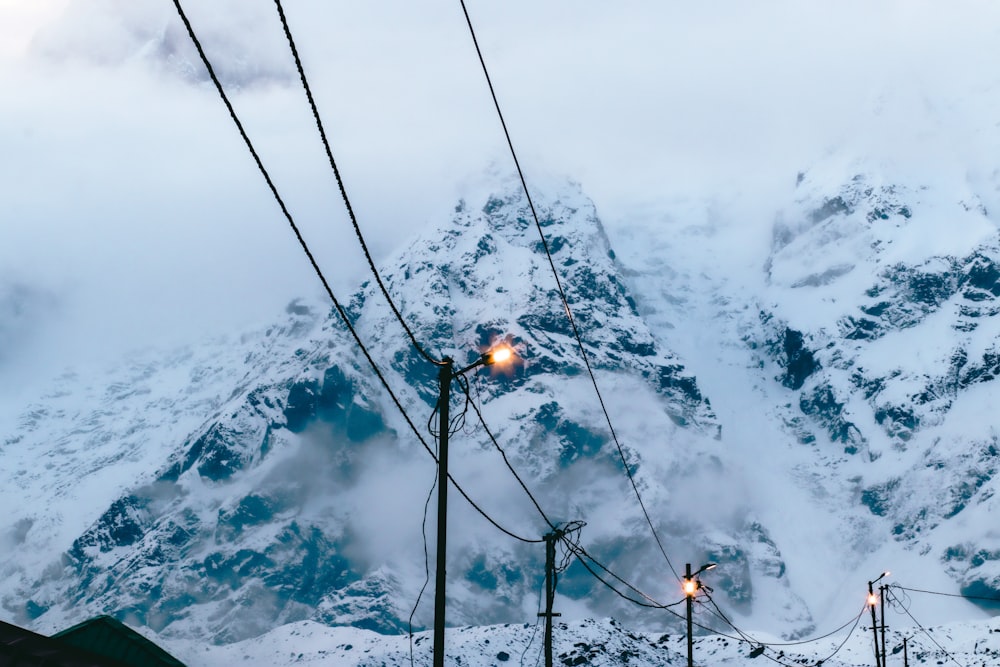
top-left (538, 529), bottom-right (564, 667)
top-left (686, 564), bottom-right (695, 667)
top-left (430, 347), bottom-right (514, 667)
top-left (432, 357), bottom-right (453, 667)
top-left (903, 637), bottom-right (908, 667)
top-left (880, 584), bottom-right (888, 667)
top-left (868, 579), bottom-right (882, 667)
top-left (683, 562), bottom-right (717, 667)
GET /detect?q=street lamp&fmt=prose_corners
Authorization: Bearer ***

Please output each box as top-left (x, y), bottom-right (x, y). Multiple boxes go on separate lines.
top-left (867, 570), bottom-right (890, 667)
top-left (683, 562), bottom-right (717, 667)
top-left (432, 345), bottom-right (515, 667)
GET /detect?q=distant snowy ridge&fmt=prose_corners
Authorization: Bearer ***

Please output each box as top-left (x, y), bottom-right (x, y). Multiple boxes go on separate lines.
top-left (4, 169), bottom-right (1000, 653)
top-left (4, 181), bottom-right (775, 645)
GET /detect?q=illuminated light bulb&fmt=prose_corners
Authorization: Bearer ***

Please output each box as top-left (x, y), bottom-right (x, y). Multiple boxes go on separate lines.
top-left (488, 347), bottom-right (513, 364)
top-left (868, 593), bottom-right (878, 606)
top-left (683, 579), bottom-right (698, 597)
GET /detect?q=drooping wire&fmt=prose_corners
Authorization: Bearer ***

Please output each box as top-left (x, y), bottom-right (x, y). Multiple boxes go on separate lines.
top-left (457, 0), bottom-right (681, 581)
top-left (457, 372), bottom-right (693, 618)
top-left (886, 587), bottom-right (968, 667)
top-left (409, 465), bottom-right (438, 667)
top-left (272, 0), bottom-right (440, 367)
top-left (170, 0), bottom-right (537, 546)
top-left (564, 541), bottom-right (685, 613)
top-left (457, 377), bottom-right (555, 530)
top-left (702, 589), bottom-right (870, 648)
top-left (696, 592), bottom-right (807, 667)
top-left (893, 583), bottom-right (1000, 604)
top-left (520, 577), bottom-right (545, 667)
top-left (458, 376), bottom-right (700, 620)
top-left (699, 585), bottom-right (871, 667)
top-left (814, 603), bottom-right (867, 666)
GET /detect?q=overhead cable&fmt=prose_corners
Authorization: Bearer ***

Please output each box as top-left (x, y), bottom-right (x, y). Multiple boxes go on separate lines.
top-left (458, 376), bottom-right (699, 621)
top-left (458, 376), bottom-right (555, 530)
top-left (457, 0), bottom-right (681, 581)
top-left (886, 587), bottom-right (968, 667)
top-left (272, 0), bottom-right (440, 366)
top-left (893, 583), bottom-right (1000, 604)
top-left (408, 467), bottom-right (437, 667)
top-left (170, 0), bottom-right (536, 546)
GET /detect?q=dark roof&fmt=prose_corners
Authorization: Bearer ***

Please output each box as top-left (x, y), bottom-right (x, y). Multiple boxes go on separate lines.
top-left (52, 616), bottom-right (186, 667)
top-left (0, 619), bottom-right (133, 667)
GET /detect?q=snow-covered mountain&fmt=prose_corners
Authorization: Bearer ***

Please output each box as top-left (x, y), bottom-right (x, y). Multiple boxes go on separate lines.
top-left (3, 168), bottom-right (1000, 664)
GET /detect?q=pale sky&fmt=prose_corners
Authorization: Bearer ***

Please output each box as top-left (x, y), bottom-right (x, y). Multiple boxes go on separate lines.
top-left (2, 0), bottom-right (999, 389)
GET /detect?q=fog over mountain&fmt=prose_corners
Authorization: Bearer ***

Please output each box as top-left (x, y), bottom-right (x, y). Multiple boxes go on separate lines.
top-left (3, 2), bottom-right (1000, 665)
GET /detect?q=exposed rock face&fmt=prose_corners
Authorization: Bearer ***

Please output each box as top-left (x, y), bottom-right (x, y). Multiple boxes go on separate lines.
top-left (4, 182), bottom-right (743, 643)
top-left (7, 164), bottom-right (1000, 643)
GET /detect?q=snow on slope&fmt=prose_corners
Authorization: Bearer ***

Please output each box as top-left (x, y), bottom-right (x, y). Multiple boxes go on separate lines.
top-left (5, 162), bottom-right (1000, 657)
top-left (156, 613), bottom-right (1000, 667)
top-left (607, 140), bottom-right (1000, 633)
top-left (3, 180), bottom-right (813, 645)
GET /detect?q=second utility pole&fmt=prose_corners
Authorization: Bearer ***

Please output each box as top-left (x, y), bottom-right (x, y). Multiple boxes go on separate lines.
top-left (880, 584), bottom-right (888, 667)
top-left (539, 529), bottom-right (564, 667)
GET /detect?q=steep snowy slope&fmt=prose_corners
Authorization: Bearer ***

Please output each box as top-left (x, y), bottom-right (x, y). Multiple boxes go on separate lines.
top-left (5, 165), bottom-right (1000, 652)
top-left (611, 150), bottom-right (1000, 631)
top-left (2, 181), bottom-right (818, 645)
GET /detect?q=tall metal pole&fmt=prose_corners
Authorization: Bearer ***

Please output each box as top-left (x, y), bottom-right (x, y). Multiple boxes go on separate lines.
top-left (880, 584), bottom-right (888, 667)
top-left (686, 563), bottom-right (694, 667)
top-left (433, 358), bottom-right (453, 667)
top-left (868, 580), bottom-right (882, 667)
top-left (903, 637), bottom-right (908, 667)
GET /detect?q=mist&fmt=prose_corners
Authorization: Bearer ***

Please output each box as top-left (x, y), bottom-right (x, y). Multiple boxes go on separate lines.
top-left (2, 0), bottom-right (999, 413)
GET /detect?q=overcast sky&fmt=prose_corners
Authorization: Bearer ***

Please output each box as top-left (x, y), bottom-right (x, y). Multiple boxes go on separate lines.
top-left (2, 0), bottom-right (999, 391)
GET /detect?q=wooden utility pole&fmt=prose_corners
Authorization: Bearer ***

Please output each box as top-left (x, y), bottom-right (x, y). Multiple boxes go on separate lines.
top-left (538, 529), bottom-right (564, 667)
top-left (868, 580), bottom-right (882, 667)
top-left (686, 563), bottom-right (695, 667)
top-left (432, 358), bottom-right (453, 667)
top-left (880, 584), bottom-right (888, 667)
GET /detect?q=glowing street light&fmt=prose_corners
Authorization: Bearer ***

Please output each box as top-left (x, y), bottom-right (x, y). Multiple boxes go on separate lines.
top-left (683, 562), bottom-right (717, 667)
top-left (432, 344), bottom-right (515, 667)
top-left (867, 571), bottom-right (890, 667)
top-left (487, 346), bottom-right (512, 365)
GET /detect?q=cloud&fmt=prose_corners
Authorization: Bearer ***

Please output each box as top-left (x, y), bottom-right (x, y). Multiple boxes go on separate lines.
top-left (1, 0), bottom-right (998, 390)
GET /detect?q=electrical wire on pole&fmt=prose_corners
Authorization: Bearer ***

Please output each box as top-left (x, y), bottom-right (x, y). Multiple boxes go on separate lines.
top-left (892, 583), bottom-right (1000, 605)
top-left (457, 0), bottom-right (681, 582)
top-left (272, 0), bottom-right (440, 367)
top-left (170, 0), bottom-right (537, 547)
top-left (701, 589), bottom-right (870, 667)
top-left (885, 587), bottom-right (968, 667)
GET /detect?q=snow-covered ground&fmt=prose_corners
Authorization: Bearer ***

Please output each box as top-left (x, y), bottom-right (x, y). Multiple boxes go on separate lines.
top-left (157, 612), bottom-right (1000, 667)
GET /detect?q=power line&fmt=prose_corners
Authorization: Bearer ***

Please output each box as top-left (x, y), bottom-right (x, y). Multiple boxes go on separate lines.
top-left (702, 593), bottom-right (870, 648)
top-left (408, 466), bottom-right (437, 667)
top-left (457, 375), bottom-right (555, 530)
top-left (814, 603), bottom-right (866, 666)
top-left (701, 591), bottom-right (870, 667)
top-left (886, 587), bottom-right (968, 667)
top-left (271, 0), bottom-right (440, 367)
top-left (699, 592), bottom-right (812, 667)
top-left (457, 372), bottom-right (701, 621)
top-left (520, 578), bottom-right (545, 667)
top-left (893, 583), bottom-right (1000, 604)
top-left (170, 0), bottom-right (536, 546)
top-left (457, 0), bottom-right (681, 582)
top-left (566, 541), bottom-right (685, 613)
